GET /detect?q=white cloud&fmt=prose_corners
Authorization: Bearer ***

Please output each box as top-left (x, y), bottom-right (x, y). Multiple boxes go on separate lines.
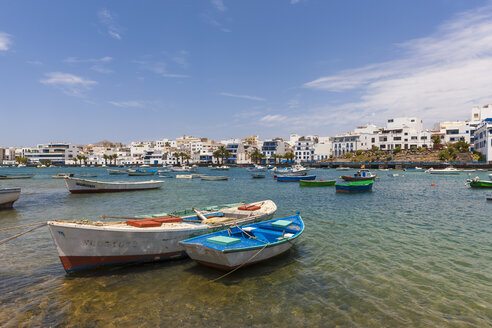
top-left (91, 65), bottom-right (113, 74)
top-left (64, 56), bottom-right (112, 63)
top-left (201, 13), bottom-right (231, 32)
top-left (302, 4), bottom-right (492, 127)
top-left (27, 60), bottom-right (43, 65)
top-left (136, 59), bottom-right (190, 78)
top-left (220, 92), bottom-right (265, 101)
top-left (291, 0), bottom-right (301, 4)
top-left (0, 32), bottom-right (12, 51)
top-left (212, 0), bottom-right (226, 11)
top-left (98, 9), bottom-right (122, 40)
top-left (108, 101), bottom-right (144, 108)
top-left (40, 72), bottom-right (97, 96)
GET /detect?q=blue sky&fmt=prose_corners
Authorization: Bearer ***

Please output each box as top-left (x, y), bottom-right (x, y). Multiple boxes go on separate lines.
top-left (1, 0), bottom-right (491, 146)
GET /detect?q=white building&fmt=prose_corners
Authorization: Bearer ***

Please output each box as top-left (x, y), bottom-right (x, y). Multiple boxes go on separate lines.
top-left (313, 138), bottom-right (332, 161)
top-left (294, 136), bottom-right (317, 162)
top-left (23, 143), bottom-right (78, 164)
top-left (439, 121), bottom-right (472, 144)
top-left (261, 139), bottom-right (288, 159)
top-left (473, 118), bottom-right (492, 162)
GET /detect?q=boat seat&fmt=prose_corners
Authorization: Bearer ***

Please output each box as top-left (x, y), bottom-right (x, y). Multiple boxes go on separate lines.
top-left (277, 233), bottom-right (294, 240)
top-left (241, 227), bottom-right (256, 232)
top-left (206, 236), bottom-right (241, 246)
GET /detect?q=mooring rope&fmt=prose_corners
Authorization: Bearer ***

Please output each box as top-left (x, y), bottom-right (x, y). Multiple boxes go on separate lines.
top-left (0, 222), bottom-right (47, 232)
top-left (210, 242), bottom-right (270, 283)
top-left (0, 223), bottom-right (47, 245)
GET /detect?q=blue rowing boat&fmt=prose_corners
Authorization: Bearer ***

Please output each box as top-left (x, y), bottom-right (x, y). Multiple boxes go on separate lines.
top-left (179, 214), bottom-right (304, 270)
top-left (276, 175), bottom-right (316, 182)
top-left (335, 180), bottom-right (373, 193)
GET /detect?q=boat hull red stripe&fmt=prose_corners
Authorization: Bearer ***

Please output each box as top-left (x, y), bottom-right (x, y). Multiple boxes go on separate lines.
top-left (69, 187), bottom-right (160, 193)
top-left (60, 251), bottom-right (186, 272)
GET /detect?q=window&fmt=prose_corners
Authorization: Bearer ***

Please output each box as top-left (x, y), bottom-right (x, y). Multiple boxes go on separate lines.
top-left (394, 137), bottom-right (401, 141)
top-left (388, 119), bottom-right (394, 123)
top-left (411, 119), bottom-right (415, 122)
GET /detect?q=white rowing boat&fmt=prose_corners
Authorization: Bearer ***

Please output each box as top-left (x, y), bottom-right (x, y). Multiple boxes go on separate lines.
top-left (47, 200), bottom-right (277, 272)
top-left (0, 188), bottom-right (21, 209)
top-left (201, 175), bottom-right (229, 181)
top-left (64, 177), bottom-right (164, 193)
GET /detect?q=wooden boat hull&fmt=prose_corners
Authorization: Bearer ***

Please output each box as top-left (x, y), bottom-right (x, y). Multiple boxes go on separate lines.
top-left (47, 200), bottom-right (277, 272)
top-left (0, 188), bottom-right (21, 209)
top-left (252, 174), bottom-right (266, 179)
top-left (107, 169), bottom-right (127, 175)
top-left (469, 180), bottom-right (492, 188)
top-left (340, 176), bottom-right (375, 181)
top-left (201, 176), bottom-right (229, 181)
top-left (64, 177), bottom-right (164, 193)
top-left (180, 215), bottom-right (303, 270)
top-left (0, 174), bottom-right (34, 179)
top-left (299, 180), bottom-right (336, 187)
top-left (276, 175), bottom-right (316, 182)
top-left (336, 181), bottom-right (373, 193)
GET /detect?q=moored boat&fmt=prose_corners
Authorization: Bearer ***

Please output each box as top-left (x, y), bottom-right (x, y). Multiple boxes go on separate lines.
top-left (211, 165), bottom-right (230, 171)
top-left (335, 180), bottom-right (373, 193)
top-left (0, 174), bottom-right (34, 179)
top-left (252, 173), bottom-right (266, 179)
top-left (127, 169), bottom-right (157, 176)
top-left (335, 167), bottom-right (351, 171)
top-left (171, 166), bottom-right (197, 172)
top-left (47, 200), bottom-right (277, 272)
top-left (299, 179), bottom-right (336, 187)
top-left (276, 175), bottom-right (316, 182)
top-left (469, 177), bottom-right (492, 188)
top-left (404, 167), bottom-right (425, 172)
top-left (340, 169), bottom-right (376, 181)
top-left (52, 173), bottom-right (74, 179)
top-left (489, 173), bottom-right (492, 181)
top-left (426, 167), bottom-right (461, 175)
top-left (64, 177), bottom-right (164, 193)
top-left (176, 174), bottom-right (193, 179)
top-left (486, 192), bottom-right (492, 200)
top-left (179, 214), bottom-right (303, 270)
top-left (201, 175), bottom-right (229, 181)
top-left (0, 188), bottom-right (21, 209)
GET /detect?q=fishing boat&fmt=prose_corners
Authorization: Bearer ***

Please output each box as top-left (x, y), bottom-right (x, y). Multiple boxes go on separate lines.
top-left (107, 169), bottom-right (128, 175)
top-left (0, 188), bottom-right (21, 209)
top-left (47, 200), bottom-right (277, 272)
top-left (64, 177), bottom-right (164, 193)
top-left (246, 165), bottom-right (267, 172)
top-left (299, 179), bottom-right (336, 187)
top-left (468, 177), bottom-right (492, 188)
top-left (179, 214), bottom-right (303, 270)
top-left (335, 180), bottom-right (373, 193)
top-left (0, 174), bottom-right (34, 179)
top-left (171, 166), bottom-right (197, 172)
top-left (158, 174), bottom-right (173, 178)
top-left (404, 167), bottom-right (425, 172)
top-left (201, 175), bottom-right (229, 181)
top-left (52, 173), bottom-right (74, 179)
top-left (340, 169), bottom-right (376, 181)
top-left (276, 175), bottom-right (316, 182)
top-left (176, 174), bottom-right (193, 179)
top-left (274, 171), bottom-right (307, 177)
top-left (426, 167), bottom-right (461, 175)
top-left (127, 169), bottom-right (157, 176)
top-left (252, 173), bottom-right (266, 179)
top-left (211, 165), bottom-right (230, 171)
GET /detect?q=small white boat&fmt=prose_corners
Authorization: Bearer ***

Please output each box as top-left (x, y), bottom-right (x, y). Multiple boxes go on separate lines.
top-left (47, 200), bottom-right (277, 272)
top-left (176, 174), bottom-right (193, 179)
top-left (252, 173), bottom-right (266, 179)
top-left (388, 173), bottom-right (399, 177)
top-left (127, 169), bottom-right (157, 176)
top-left (171, 166), bottom-right (198, 172)
top-left (64, 177), bottom-right (164, 193)
top-left (211, 165), bottom-right (230, 171)
top-left (486, 192), bottom-right (492, 200)
top-left (489, 173), bottom-right (492, 181)
top-left (180, 214), bottom-right (304, 270)
top-left (426, 167), bottom-right (461, 175)
top-left (0, 174), bottom-right (34, 179)
top-left (52, 173), bottom-right (74, 179)
top-left (246, 165), bottom-right (267, 172)
top-left (291, 164), bottom-right (309, 174)
top-left (404, 167), bottom-right (425, 172)
top-left (201, 175), bottom-right (229, 181)
top-left (0, 188), bottom-right (21, 209)
top-left (335, 167), bottom-right (351, 171)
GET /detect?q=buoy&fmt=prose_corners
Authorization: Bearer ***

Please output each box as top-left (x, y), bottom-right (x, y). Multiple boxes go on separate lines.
top-left (320, 179), bottom-right (323, 181)
top-left (431, 183), bottom-right (435, 186)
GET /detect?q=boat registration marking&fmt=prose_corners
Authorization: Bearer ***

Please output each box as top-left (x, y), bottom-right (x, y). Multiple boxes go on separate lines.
top-left (81, 240), bottom-right (138, 248)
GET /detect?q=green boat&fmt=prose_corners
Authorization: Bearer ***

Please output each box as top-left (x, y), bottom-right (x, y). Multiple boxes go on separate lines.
top-left (299, 179), bottom-right (336, 187)
top-left (134, 202), bottom-right (246, 218)
top-left (469, 179), bottom-right (492, 188)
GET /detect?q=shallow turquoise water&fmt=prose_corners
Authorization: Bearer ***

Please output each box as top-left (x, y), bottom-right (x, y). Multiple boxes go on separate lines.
top-left (0, 167), bottom-right (491, 327)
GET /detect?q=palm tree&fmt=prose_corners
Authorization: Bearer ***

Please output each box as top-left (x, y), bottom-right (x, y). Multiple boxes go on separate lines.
top-left (217, 146), bottom-right (230, 165)
top-left (172, 152), bottom-right (181, 166)
top-left (212, 150), bottom-right (221, 164)
top-left (250, 149), bottom-right (263, 164)
top-left (271, 153), bottom-right (280, 164)
top-left (183, 153), bottom-right (192, 165)
top-left (102, 154), bottom-right (109, 165)
top-left (111, 154), bottom-right (118, 166)
top-left (283, 152), bottom-right (296, 163)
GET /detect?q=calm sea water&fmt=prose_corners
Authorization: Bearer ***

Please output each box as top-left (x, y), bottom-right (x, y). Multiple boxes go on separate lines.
top-left (0, 167), bottom-right (491, 327)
